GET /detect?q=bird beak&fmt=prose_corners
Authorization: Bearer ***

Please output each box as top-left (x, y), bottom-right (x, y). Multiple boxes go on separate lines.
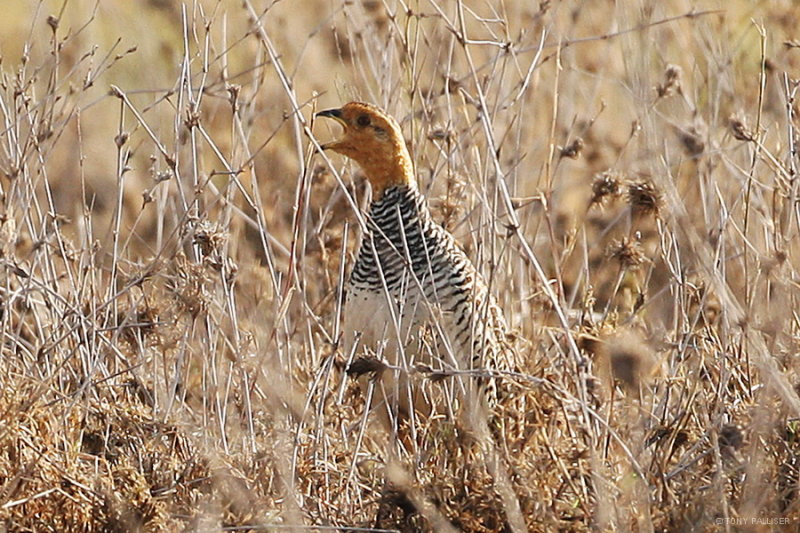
top-left (316, 108), bottom-right (348, 151)
top-left (317, 108), bottom-right (348, 127)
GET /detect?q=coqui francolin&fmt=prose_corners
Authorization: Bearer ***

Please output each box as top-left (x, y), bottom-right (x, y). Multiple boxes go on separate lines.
top-left (316, 101), bottom-right (519, 426)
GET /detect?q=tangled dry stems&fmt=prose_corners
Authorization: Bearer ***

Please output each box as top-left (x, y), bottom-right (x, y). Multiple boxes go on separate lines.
top-left (0, 1), bottom-right (799, 531)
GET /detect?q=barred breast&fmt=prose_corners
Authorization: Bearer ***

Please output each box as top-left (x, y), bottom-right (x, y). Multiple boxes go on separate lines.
top-left (343, 185), bottom-right (516, 417)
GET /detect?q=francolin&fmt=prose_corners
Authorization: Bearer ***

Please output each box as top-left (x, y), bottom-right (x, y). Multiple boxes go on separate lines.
top-left (317, 102), bottom-right (518, 424)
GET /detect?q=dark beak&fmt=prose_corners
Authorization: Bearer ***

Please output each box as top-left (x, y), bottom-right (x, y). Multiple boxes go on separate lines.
top-left (316, 108), bottom-right (347, 151)
top-left (316, 108), bottom-right (343, 120)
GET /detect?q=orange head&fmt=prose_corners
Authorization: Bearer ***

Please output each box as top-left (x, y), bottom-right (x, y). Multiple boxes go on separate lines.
top-left (316, 102), bottom-right (414, 199)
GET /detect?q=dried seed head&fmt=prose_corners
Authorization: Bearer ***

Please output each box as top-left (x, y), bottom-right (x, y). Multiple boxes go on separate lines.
top-left (415, 363), bottom-right (452, 383)
top-left (560, 137), bottom-right (584, 159)
top-left (627, 180), bottom-right (661, 217)
top-left (193, 221), bottom-right (228, 258)
top-left (114, 132), bottom-right (129, 148)
top-left (154, 170), bottom-right (172, 183)
top-left (46, 15), bottom-right (59, 31)
top-left (346, 356), bottom-right (387, 378)
top-left (606, 237), bottom-right (647, 269)
top-left (677, 124), bottom-right (705, 156)
top-left (171, 253), bottom-right (210, 318)
top-left (728, 114), bottom-right (755, 142)
top-left (141, 189), bottom-right (154, 206)
top-left (656, 64), bottom-right (682, 98)
top-left (227, 84), bottom-right (240, 108)
top-left (590, 170), bottom-right (623, 205)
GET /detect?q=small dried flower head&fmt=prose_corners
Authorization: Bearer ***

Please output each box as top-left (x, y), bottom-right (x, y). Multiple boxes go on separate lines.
top-left (677, 124), bottom-right (705, 156)
top-left (46, 15), bottom-right (59, 31)
top-left (171, 253), bottom-right (210, 318)
top-left (141, 189), bottom-right (155, 207)
top-left (114, 132), bottom-right (129, 148)
top-left (347, 356), bottom-right (387, 378)
top-left (193, 221), bottom-right (228, 258)
top-left (656, 64), bottom-right (682, 98)
top-left (728, 114), bottom-right (755, 142)
top-left (560, 137), bottom-right (584, 159)
top-left (590, 170), bottom-right (623, 205)
top-left (627, 179), bottom-right (661, 217)
top-left (607, 237), bottom-right (646, 269)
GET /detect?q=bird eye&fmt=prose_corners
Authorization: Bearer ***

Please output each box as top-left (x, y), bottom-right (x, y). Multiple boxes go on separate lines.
top-left (356, 115), bottom-right (371, 127)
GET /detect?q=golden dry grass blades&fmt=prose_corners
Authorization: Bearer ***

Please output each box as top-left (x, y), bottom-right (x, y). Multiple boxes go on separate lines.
top-left (1, 1), bottom-right (800, 531)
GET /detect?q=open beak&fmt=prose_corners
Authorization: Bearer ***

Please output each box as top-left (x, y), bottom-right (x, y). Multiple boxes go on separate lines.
top-left (316, 108), bottom-right (348, 151)
top-left (316, 108), bottom-right (344, 122)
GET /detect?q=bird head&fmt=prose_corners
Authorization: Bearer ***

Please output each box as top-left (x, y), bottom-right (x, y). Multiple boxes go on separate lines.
top-left (316, 102), bottom-right (414, 198)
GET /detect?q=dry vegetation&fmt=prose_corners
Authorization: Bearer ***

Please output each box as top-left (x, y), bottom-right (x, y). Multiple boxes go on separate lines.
top-left (1, 0), bottom-right (800, 531)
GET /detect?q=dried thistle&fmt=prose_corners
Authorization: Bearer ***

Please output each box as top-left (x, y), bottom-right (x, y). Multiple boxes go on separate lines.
top-left (627, 180), bottom-right (661, 217)
top-left (656, 64), bottom-right (682, 98)
top-left (347, 356), bottom-right (387, 378)
top-left (676, 124), bottom-right (705, 156)
top-left (728, 114), bottom-right (755, 142)
top-left (590, 170), bottom-right (623, 205)
top-left (560, 137), bottom-right (584, 159)
top-left (193, 221), bottom-right (228, 258)
top-left (170, 253), bottom-right (210, 318)
top-left (606, 237), bottom-right (647, 269)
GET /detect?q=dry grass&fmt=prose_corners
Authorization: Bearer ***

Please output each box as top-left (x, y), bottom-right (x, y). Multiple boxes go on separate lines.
top-left (1, 0), bottom-right (800, 531)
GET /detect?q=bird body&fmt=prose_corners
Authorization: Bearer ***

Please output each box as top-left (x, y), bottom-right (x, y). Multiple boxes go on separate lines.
top-left (317, 102), bottom-right (517, 419)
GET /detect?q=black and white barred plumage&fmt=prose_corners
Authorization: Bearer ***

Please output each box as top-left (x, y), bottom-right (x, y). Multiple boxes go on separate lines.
top-left (316, 101), bottom-right (517, 417)
top-left (344, 184), bottom-right (517, 413)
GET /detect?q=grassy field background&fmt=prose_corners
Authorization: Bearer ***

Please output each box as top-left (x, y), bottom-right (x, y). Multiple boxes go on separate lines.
top-left (1, 0), bottom-right (799, 531)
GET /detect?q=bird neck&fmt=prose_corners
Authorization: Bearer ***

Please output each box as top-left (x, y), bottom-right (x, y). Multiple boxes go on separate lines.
top-left (358, 143), bottom-right (415, 200)
top-left (367, 182), bottom-right (430, 230)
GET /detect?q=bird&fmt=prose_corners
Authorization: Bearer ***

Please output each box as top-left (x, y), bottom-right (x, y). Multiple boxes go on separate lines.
top-left (316, 101), bottom-right (518, 424)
